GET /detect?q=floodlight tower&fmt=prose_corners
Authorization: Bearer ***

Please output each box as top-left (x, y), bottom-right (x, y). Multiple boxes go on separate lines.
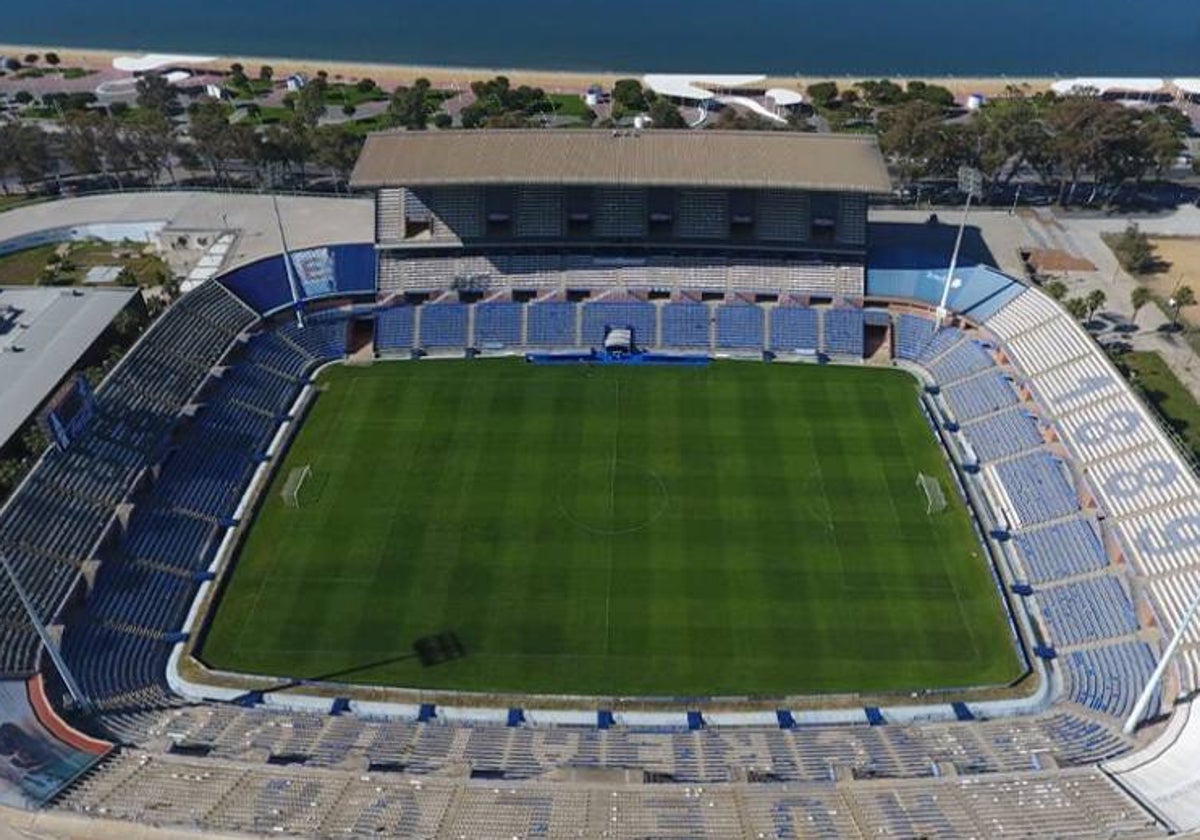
top-left (1124, 584), bottom-right (1200, 734)
top-left (936, 166), bottom-right (984, 327)
top-left (0, 551), bottom-right (90, 712)
top-left (272, 194), bottom-right (306, 329)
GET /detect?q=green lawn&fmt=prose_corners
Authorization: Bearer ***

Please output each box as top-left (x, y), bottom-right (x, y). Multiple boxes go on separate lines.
top-left (0, 241), bottom-right (168, 286)
top-left (325, 83), bottom-right (391, 107)
top-left (201, 360), bottom-right (1019, 697)
top-left (0, 243), bottom-right (60, 284)
top-left (1117, 351), bottom-right (1200, 458)
top-left (548, 93), bottom-right (592, 118)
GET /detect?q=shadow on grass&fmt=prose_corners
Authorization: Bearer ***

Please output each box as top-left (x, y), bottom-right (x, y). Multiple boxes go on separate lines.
top-left (236, 631), bottom-right (469, 700)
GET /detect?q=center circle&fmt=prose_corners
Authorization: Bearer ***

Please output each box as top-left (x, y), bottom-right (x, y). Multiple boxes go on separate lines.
top-left (556, 458), bottom-right (670, 535)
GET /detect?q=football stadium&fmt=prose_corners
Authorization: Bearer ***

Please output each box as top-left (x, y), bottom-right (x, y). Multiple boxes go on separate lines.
top-left (0, 129), bottom-right (1199, 837)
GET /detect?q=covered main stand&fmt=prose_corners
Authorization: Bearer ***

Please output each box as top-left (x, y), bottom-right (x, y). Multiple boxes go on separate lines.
top-left (526, 325), bottom-right (709, 366)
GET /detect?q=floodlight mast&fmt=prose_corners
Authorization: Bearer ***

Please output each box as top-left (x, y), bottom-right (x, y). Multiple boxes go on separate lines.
top-left (1123, 583), bottom-right (1200, 735)
top-left (272, 194), bottom-right (305, 329)
top-left (936, 167), bottom-right (983, 326)
top-left (0, 551), bottom-right (90, 712)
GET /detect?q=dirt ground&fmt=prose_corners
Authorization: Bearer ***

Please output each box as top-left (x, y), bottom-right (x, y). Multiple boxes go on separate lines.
top-left (1141, 238), bottom-right (1200, 325)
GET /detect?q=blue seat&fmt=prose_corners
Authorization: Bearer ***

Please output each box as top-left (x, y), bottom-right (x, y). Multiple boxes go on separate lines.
top-left (961, 409), bottom-right (1042, 462)
top-left (823, 309), bottom-right (864, 356)
top-left (770, 307), bottom-right (818, 352)
top-left (1012, 518), bottom-right (1107, 583)
top-left (661, 303), bottom-right (710, 348)
top-left (993, 453), bottom-right (1079, 526)
top-left (894, 314), bottom-right (935, 360)
top-left (420, 303), bottom-right (468, 347)
top-left (376, 306), bottom-right (414, 352)
top-left (943, 374), bottom-right (1018, 421)
top-left (716, 304), bottom-right (764, 349)
top-left (527, 302), bottom-right (576, 346)
top-left (1064, 641), bottom-right (1158, 719)
top-left (927, 339), bottom-right (994, 383)
top-left (474, 302), bottom-right (522, 346)
top-left (1034, 576), bottom-right (1139, 646)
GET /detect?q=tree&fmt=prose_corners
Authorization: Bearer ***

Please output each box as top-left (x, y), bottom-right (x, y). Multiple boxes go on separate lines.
top-left (1043, 280), bottom-right (1068, 301)
top-left (1110, 223), bottom-right (1157, 274)
top-left (904, 80), bottom-right (954, 108)
top-left (1085, 288), bottom-right (1107, 321)
top-left (60, 110), bottom-right (106, 178)
top-left (1044, 95), bottom-right (1135, 205)
top-left (856, 79), bottom-right (904, 107)
top-left (135, 72), bottom-right (179, 115)
top-left (878, 99), bottom-right (946, 184)
top-left (293, 78), bottom-right (327, 128)
top-left (42, 91), bottom-right (98, 113)
top-left (806, 81), bottom-right (839, 108)
top-left (259, 65), bottom-right (274, 82)
top-left (647, 97), bottom-right (686, 129)
top-left (312, 125), bottom-right (363, 190)
top-left (160, 271), bottom-right (181, 301)
top-left (126, 109), bottom-right (180, 184)
top-left (460, 76), bottom-right (552, 128)
top-left (0, 123), bottom-right (17, 193)
top-left (968, 96), bottom-right (1049, 187)
top-left (229, 62), bottom-right (247, 87)
top-left (1138, 109), bottom-right (1185, 180)
top-left (9, 123), bottom-right (53, 190)
top-left (1171, 285), bottom-right (1196, 331)
top-left (0, 459), bottom-right (25, 498)
top-left (44, 52), bottom-right (60, 66)
top-left (341, 103), bottom-right (356, 117)
top-left (188, 98), bottom-right (236, 181)
top-left (355, 78), bottom-right (377, 94)
top-left (388, 78), bottom-right (433, 129)
top-left (13, 90), bottom-right (33, 105)
top-left (21, 425), bottom-right (48, 458)
top-left (1063, 296), bottom-right (1089, 321)
top-left (711, 107), bottom-right (777, 131)
top-left (433, 112), bottom-right (452, 129)
top-left (1130, 285), bottom-right (1152, 321)
top-left (95, 118), bottom-right (139, 186)
top-left (611, 78), bottom-right (648, 113)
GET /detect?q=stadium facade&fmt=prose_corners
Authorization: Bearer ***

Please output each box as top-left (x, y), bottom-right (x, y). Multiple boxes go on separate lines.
top-left (353, 130), bottom-right (887, 311)
top-left (0, 131), bottom-right (1197, 835)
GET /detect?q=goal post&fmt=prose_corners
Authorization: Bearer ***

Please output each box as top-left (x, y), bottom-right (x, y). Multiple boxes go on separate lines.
top-left (281, 464), bottom-right (312, 508)
top-left (916, 472), bottom-right (947, 515)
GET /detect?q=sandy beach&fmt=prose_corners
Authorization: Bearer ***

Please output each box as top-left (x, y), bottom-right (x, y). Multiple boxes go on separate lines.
top-left (0, 43), bottom-right (1055, 98)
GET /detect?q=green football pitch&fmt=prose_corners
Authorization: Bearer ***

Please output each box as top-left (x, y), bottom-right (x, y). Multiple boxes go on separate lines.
top-left (201, 360), bottom-right (1021, 697)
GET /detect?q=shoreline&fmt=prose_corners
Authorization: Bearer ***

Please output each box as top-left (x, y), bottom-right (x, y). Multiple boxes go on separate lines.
top-left (0, 42), bottom-right (1057, 98)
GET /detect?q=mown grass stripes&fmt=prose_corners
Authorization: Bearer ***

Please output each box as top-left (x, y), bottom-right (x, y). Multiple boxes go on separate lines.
top-left (202, 360), bottom-right (1020, 696)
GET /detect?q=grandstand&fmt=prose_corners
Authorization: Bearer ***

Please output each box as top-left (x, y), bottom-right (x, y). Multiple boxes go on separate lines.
top-left (0, 130), bottom-right (1199, 835)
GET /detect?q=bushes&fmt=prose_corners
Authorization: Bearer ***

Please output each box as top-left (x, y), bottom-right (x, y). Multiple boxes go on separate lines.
top-left (1110, 224), bottom-right (1158, 274)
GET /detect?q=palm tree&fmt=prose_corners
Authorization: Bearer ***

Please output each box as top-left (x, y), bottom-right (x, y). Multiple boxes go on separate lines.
top-left (1170, 285), bottom-right (1196, 332)
top-left (1130, 286), bottom-right (1152, 323)
top-left (1064, 296), bottom-right (1089, 321)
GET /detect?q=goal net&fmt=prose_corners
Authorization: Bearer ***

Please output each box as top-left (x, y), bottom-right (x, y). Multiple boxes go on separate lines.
top-left (916, 472), bottom-right (947, 515)
top-left (281, 465), bottom-right (312, 509)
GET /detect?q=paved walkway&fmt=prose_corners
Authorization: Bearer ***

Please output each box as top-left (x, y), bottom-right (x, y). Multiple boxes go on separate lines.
top-left (1008, 206), bottom-right (1200, 402)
